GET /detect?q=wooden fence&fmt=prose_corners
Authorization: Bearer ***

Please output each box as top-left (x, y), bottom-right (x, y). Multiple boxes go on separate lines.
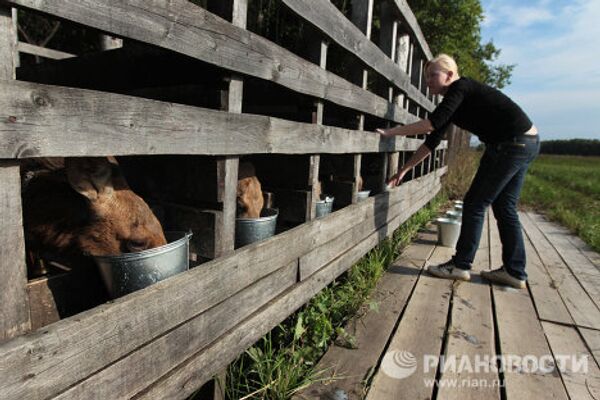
top-left (0, 0), bottom-right (447, 398)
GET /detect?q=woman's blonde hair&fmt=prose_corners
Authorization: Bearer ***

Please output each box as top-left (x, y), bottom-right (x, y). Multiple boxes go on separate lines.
top-left (425, 54), bottom-right (459, 76)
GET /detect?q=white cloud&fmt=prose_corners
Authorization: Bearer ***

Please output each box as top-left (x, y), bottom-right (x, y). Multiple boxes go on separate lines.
top-left (480, 0), bottom-right (600, 139)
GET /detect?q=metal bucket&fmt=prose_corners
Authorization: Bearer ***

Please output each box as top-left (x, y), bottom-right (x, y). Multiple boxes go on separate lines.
top-left (445, 210), bottom-right (462, 220)
top-left (435, 218), bottom-right (461, 248)
top-left (94, 231), bottom-right (192, 299)
top-left (357, 190), bottom-right (371, 202)
top-left (316, 196), bottom-right (334, 218)
top-left (236, 208), bottom-right (278, 248)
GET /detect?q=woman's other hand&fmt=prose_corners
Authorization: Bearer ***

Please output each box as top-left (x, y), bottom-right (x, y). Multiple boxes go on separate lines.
top-left (376, 128), bottom-right (395, 138)
top-left (387, 169), bottom-right (408, 187)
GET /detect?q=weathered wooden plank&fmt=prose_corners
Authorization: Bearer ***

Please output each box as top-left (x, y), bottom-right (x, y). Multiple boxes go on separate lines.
top-left (299, 180), bottom-right (431, 280)
top-left (520, 212), bottom-right (600, 330)
top-left (6, 0), bottom-right (419, 125)
top-left (0, 6), bottom-right (16, 80)
top-left (528, 212), bottom-right (600, 311)
top-left (365, 245), bottom-right (455, 399)
top-left (53, 261), bottom-right (298, 400)
top-left (0, 161), bottom-right (31, 341)
top-left (437, 214), bottom-right (499, 400)
top-left (489, 214), bottom-right (569, 400)
top-left (542, 321), bottom-right (600, 400)
top-left (0, 172), bottom-right (442, 400)
top-left (282, 0), bottom-right (433, 112)
top-left (133, 182), bottom-right (440, 400)
top-left (296, 231), bottom-right (435, 399)
top-left (565, 234), bottom-right (600, 270)
top-left (519, 212), bottom-right (573, 326)
top-left (579, 327), bottom-right (600, 369)
top-left (17, 42), bottom-right (75, 60)
top-left (215, 157), bottom-right (238, 257)
top-left (391, 0), bottom-right (432, 60)
top-left (0, 6), bottom-right (30, 342)
top-left (0, 79), bottom-right (439, 158)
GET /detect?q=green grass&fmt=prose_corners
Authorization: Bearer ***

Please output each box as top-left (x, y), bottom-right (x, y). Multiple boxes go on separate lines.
top-left (520, 154), bottom-right (600, 252)
top-left (214, 194), bottom-right (446, 400)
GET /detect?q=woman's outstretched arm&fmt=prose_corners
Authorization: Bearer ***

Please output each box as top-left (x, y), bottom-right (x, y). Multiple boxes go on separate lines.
top-left (376, 119), bottom-right (434, 138)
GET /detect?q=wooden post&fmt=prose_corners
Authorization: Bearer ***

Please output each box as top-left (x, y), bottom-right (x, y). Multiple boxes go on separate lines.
top-left (350, 0), bottom-right (373, 201)
top-left (379, 1), bottom-right (399, 181)
top-left (0, 5), bottom-right (31, 342)
top-left (307, 27), bottom-right (328, 220)
top-left (207, 1), bottom-right (247, 398)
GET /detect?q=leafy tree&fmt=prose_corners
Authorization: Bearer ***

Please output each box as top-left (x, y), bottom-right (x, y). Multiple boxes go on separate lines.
top-left (408, 0), bottom-right (514, 88)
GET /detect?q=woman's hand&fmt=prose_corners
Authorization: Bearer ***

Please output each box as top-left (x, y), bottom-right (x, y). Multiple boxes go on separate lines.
top-left (387, 169), bottom-right (408, 187)
top-left (376, 127), bottom-right (395, 138)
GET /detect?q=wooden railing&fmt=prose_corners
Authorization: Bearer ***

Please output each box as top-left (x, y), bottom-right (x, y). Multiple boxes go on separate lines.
top-left (0, 1), bottom-right (447, 399)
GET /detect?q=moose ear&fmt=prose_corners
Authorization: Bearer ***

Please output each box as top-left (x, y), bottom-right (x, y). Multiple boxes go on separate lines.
top-left (65, 157), bottom-right (115, 201)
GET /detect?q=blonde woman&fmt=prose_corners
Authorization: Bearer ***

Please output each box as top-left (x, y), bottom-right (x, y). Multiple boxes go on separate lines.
top-left (377, 54), bottom-right (539, 289)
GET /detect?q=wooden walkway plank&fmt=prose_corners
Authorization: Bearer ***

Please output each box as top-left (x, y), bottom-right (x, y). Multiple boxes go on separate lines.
top-left (579, 327), bottom-right (600, 370)
top-left (365, 245), bottom-right (455, 400)
top-left (541, 321), bottom-right (600, 400)
top-left (527, 212), bottom-right (600, 311)
top-left (437, 214), bottom-right (500, 399)
top-left (489, 213), bottom-right (569, 400)
top-left (295, 229), bottom-right (437, 399)
top-left (520, 212), bottom-right (600, 330)
top-left (564, 234), bottom-right (600, 270)
top-left (518, 213), bottom-right (573, 326)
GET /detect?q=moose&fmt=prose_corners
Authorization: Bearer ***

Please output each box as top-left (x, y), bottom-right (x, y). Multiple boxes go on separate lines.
top-left (237, 162), bottom-right (264, 219)
top-left (22, 157), bottom-right (167, 276)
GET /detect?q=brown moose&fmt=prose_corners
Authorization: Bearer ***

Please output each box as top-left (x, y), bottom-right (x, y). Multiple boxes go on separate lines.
top-left (22, 157), bottom-right (167, 273)
top-left (236, 162), bottom-right (264, 219)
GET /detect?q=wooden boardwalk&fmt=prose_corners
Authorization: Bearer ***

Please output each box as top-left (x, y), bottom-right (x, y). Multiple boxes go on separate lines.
top-left (296, 211), bottom-right (600, 400)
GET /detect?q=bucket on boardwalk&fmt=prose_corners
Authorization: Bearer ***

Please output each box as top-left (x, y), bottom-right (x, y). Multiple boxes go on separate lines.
top-left (357, 190), bottom-right (371, 202)
top-left (236, 208), bottom-right (278, 248)
top-left (445, 210), bottom-right (462, 220)
top-left (435, 218), bottom-right (461, 248)
top-left (316, 196), bottom-right (334, 218)
top-left (94, 231), bottom-right (192, 299)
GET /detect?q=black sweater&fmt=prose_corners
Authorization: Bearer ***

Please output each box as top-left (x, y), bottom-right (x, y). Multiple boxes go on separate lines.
top-left (424, 77), bottom-right (533, 151)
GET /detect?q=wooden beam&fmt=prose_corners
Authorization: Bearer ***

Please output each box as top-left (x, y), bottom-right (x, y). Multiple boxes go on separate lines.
top-left (6, 0), bottom-right (418, 125)
top-left (0, 6), bottom-right (30, 342)
top-left (0, 171), bottom-right (444, 400)
top-left (391, 0), bottom-right (433, 60)
top-left (0, 80), bottom-right (444, 159)
top-left (133, 181), bottom-right (442, 400)
top-left (16, 41), bottom-right (75, 60)
top-left (282, 0), bottom-right (433, 111)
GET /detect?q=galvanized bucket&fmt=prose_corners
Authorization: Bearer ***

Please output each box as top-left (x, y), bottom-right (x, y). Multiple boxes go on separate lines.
top-left (445, 210), bottom-right (462, 220)
top-left (357, 190), bottom-right (371, 202)
top-left (236, 208), bottom-right (278, 248)
top-left (435, 218), bottom-right (461, 248)
top-left (316, 196), bottom-right (334, 218)
top-left (94, 231), bottom-right (192, 299)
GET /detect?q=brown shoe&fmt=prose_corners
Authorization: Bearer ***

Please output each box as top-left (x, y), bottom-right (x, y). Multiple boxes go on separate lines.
top-left (480, 268), bottom-right (526, 289)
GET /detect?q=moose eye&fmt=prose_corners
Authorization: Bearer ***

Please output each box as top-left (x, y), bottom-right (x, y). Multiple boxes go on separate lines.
top-left (126, 239), bottom-right (148, 253)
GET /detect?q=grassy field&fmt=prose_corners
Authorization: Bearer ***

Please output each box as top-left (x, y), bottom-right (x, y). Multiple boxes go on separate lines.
top-left (520, 154), bottom-right (600, 252)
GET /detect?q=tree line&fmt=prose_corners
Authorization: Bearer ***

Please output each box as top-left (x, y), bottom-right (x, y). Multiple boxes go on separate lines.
top-left (539, 139), bottom-right (600, 156)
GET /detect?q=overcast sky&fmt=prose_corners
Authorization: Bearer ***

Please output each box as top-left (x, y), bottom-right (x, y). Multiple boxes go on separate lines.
top-left (479, 0), bottom-right (599, 140)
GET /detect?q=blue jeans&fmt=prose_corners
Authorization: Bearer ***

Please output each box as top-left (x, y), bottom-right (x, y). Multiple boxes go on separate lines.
top-left (453, 134), bottom-right (540, 280)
